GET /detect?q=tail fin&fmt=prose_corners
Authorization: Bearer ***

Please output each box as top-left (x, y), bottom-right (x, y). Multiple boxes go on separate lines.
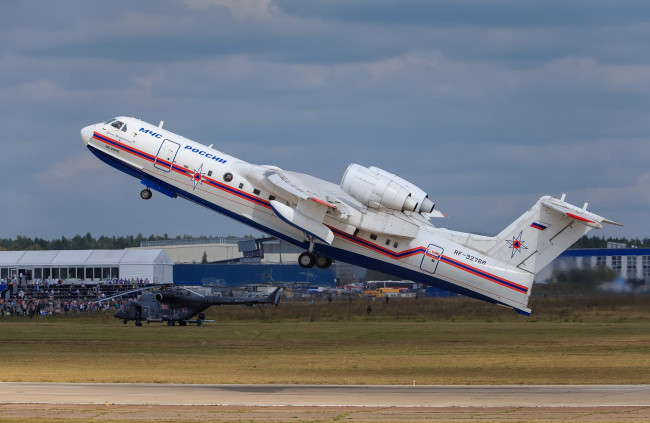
top-left (267, 287), bottom-right (283, 305)
top-left (472, 195), bottom-right (620, 274)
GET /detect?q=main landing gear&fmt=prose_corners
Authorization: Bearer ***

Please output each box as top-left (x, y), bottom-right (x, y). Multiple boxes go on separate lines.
top-left (140, 188), bottom-right (152, 200)
top-left (298, 252), bottom-right (333, 269)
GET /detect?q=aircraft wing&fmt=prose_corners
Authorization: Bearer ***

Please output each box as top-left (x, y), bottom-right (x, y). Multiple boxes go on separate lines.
top-left (263, 169), bottom-right (359, 245)
top-left (265, 169), bottom-right (351, 212)
top-left (238, 164), bottom-right (437, 241)
top-left (269, 167), bottom-right (445, 241)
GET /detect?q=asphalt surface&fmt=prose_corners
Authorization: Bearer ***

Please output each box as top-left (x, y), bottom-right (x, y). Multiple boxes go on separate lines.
top-left (1, 383), bottom-right (649, 407)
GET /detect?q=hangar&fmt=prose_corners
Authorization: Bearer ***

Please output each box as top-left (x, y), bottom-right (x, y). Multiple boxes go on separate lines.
top-left (0, 249), bottom-right (173, 286)
top-left (537, 246), bottom-right (650, 283)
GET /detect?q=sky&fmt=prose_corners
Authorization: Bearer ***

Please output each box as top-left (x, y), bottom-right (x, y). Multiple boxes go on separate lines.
top-left (2, 0), bottom-right (649, 241)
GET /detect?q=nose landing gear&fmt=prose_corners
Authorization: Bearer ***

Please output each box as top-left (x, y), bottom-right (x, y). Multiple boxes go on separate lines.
top-left (140, 188), bottom-right (152, 200)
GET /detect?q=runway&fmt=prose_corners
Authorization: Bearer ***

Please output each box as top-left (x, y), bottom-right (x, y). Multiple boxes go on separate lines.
top-left (1, 383), bottom-right (649, 407)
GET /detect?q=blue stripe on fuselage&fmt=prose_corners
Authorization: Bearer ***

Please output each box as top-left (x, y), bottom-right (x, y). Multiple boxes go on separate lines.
top-left (87, 139), bottom-right (530, 311)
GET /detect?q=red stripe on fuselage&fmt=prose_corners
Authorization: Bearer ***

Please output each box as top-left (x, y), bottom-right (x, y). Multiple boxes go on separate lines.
top-left (91, 131), bottom-right (271, 209)
top-left (329, 227), bottom-right (528, 295)
top-left (93, 131), bottom-right (528, 296)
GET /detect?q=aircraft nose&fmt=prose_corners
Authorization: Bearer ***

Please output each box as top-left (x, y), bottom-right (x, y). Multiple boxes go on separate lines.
top-left (80, 124), bottom-right (94, 146)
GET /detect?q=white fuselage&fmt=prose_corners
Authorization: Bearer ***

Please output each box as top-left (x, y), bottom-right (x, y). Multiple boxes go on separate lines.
top-left (82, 117), bottom-right (534, 314)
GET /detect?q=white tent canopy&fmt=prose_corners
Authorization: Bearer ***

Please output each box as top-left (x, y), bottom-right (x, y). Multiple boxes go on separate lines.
top-left (0, 249), bottom-right (173, 285)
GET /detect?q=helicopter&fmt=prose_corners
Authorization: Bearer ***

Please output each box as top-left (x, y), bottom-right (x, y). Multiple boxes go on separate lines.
top-left (110, 285), bottom-right (282, 326)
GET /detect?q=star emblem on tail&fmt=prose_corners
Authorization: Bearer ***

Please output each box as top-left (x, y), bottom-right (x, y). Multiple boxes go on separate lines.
top-left (506, 231), bottom-right (528, 259)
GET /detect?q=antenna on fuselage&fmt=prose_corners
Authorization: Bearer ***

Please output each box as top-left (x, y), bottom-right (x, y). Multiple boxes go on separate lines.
top-left (158, 120), bottom-right (164, 128)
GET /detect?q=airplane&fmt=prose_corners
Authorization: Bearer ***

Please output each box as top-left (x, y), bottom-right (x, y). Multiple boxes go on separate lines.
top-left (81, 117), bottom-right (620, 315)
top-left (110, 285), bottom-right (282, 326)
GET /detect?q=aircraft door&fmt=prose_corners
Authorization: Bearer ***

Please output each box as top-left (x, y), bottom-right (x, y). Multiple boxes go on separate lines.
top-left (420, 244), bottom-right (444, 274)
top-left (154, 139), bottom-right (180, 172)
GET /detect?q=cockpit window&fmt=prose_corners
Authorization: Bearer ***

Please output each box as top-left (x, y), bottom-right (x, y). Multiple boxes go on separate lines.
top-left (104, 118), bottom-right (116, 124)
top-left (121, 124), bottom-right (127, 132)
top-left (111, 121), bottom-right (124, 130)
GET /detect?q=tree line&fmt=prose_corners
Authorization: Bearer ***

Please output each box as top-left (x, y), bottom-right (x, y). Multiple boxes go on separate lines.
top-left (0, 233), bottom-right (646, 252)
top-left (570, 235), bottom-right (650, 249)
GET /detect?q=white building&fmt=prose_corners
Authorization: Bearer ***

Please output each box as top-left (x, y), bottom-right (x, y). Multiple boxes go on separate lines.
top-left (536, 247), bottom-right (650, 284)
top-left (0, 249), bottom-right (173, 285)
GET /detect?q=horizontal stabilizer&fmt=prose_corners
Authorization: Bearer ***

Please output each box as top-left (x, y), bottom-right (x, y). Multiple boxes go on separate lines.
top-left (476, 195), bottom-right (621, 275)
top-left (541, 198), bottom-right (620, 229)
top-left (602, 218), bottom-right (624, 227)
top-left (270, 200), bottom-right (334, 245)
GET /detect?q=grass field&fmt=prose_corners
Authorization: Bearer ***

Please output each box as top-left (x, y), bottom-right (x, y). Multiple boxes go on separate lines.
top-left (0, 296), bottom-right (648, 385)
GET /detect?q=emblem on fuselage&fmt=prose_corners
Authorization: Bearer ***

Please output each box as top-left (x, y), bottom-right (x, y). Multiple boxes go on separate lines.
top-left (191, 163), bottom-right (205, 190)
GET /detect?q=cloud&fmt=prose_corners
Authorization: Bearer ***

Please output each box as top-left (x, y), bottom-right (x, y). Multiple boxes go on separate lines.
top-left (184, 0), bottom-right (280, 20)
top-left (0, 0), bottom-right (648, 240)
top-left (34, 153), bottom-right (105, 184)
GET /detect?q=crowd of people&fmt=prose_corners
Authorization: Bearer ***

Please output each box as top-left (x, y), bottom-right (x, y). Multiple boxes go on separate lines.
top-left (0, 279), bottom-right (147, 318)
top-left (0, 296), bottom-right (121, 318)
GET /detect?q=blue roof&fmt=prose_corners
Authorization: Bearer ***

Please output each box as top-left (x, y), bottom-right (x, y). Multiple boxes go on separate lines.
top-left (561, 248), bottom-right (650, 257)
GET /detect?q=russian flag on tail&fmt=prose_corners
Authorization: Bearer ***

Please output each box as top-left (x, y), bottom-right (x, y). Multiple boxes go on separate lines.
top-left (530, 222), bottom-right (548, 230)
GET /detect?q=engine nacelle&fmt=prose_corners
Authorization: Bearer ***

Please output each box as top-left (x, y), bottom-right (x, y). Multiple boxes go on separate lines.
top-left (340, 164), bottom-right (435, 213)
top-left (368, 166), bottom-right (435, 214)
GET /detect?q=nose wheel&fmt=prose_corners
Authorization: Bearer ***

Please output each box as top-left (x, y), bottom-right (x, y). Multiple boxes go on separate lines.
top-left (140, 188), bottom-right (152, 200)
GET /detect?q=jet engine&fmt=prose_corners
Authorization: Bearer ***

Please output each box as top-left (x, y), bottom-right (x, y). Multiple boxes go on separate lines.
top-left (340, 164), bottom-right (435, 213)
